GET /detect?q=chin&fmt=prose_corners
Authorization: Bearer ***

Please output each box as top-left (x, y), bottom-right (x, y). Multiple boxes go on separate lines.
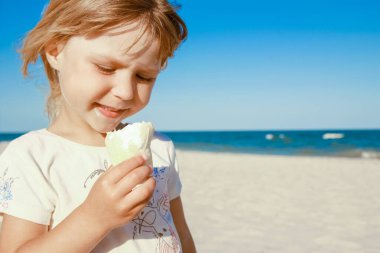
top-left (92, 121), bottom-right (121, 134)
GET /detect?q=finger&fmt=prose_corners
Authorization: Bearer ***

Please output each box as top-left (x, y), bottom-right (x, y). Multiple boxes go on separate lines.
top-left (122, 202), bottom-right (150, 225)
top-left (105, 155), bottom-right (147, 183)
top-left (121, 177), bottom-right (156, 209)
top-left (115, 165), bottom-right (153, 196)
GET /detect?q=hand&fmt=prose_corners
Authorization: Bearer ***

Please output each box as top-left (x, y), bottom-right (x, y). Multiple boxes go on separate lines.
top-left (79, 155), bottom-right (156, 232)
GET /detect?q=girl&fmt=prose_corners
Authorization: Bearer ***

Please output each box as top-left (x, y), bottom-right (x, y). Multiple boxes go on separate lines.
top-left (0, 0), bottom-right (196, 252)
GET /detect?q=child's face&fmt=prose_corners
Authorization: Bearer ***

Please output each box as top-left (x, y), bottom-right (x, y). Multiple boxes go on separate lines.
top-left (50, 25), bottom-right (161, 134)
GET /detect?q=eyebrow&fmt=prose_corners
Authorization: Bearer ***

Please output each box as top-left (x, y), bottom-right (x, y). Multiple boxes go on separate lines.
top-left (92, 54), bottom-right (160, 74)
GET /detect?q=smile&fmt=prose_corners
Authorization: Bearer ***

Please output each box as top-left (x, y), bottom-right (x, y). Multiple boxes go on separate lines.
top-left (97, 104), bottom-right (124, 119)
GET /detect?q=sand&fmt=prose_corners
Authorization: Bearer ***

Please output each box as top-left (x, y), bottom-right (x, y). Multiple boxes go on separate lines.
top-left (1, 141), bottom-right (380, 252)
top-left (0, 142), bottom-right (8, 155)
top-left (177, 150), bottom-right (380, 253)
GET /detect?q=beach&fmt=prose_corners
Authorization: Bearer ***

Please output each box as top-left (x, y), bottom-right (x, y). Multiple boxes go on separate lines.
top-left (177, 150), bottom-right (380, 253)
top-left (1, 143), bottom-right (380, 252)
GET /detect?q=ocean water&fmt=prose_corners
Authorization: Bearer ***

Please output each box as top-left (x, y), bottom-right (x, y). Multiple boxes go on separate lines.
top-left (163, 130), bottom-right (380, 159)
top-left (1, 130), bottom-right (380, 159)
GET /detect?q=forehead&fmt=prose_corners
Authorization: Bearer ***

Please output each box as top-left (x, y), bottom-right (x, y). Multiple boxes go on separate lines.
top-left (65, 24), bottom-right (161, 67)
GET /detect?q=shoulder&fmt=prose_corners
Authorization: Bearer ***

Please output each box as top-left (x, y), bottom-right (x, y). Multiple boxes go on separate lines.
top-left (151, 131), bottom-right (176, 152)
top-left (2, 129), bottom-right (56, 155)
top-left (151, 131), bottom-right (177, 165)
top-left (151, 131), bottom-right (174, 147)
top-left (0, 129), bottom-right (61, 166)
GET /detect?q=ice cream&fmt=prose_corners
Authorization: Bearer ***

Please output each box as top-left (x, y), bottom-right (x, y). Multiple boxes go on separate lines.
top-left (105, 122), bottom-right (154, 166)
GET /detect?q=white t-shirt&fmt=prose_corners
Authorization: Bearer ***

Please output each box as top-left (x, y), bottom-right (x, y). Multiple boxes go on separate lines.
top-left (0, 129), bottom-right (182, 253)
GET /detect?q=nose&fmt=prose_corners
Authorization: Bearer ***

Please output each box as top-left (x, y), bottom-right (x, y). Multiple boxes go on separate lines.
top-left (111, 72), bottom-right (135, 101)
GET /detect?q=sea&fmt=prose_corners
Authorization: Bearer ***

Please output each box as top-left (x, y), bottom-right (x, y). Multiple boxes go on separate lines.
top-left (1, 129), bottom-right (380, 159)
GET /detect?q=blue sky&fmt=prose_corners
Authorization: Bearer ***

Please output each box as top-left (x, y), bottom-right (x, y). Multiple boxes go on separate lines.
top-left (0, 0), bottom-right (379, 132)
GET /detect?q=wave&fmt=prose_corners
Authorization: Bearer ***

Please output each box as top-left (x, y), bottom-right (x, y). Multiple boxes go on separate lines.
top-left (361, 151), bottom-right (380, 159)
top-left (335, 149), bottom-right (380, 159)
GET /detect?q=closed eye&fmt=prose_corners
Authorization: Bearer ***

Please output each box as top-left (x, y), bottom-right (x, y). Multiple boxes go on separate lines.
top-left (137, 74), bottom-right (155, 83)
top-left (95, 64), bottom-right (116, 75)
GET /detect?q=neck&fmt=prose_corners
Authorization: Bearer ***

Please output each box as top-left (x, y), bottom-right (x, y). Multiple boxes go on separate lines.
top-left (48, 109), bottom-right (106, 147)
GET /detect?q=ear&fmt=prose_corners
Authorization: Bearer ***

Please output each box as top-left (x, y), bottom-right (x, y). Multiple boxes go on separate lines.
top-left (45, 42), bottom-right (65, 70)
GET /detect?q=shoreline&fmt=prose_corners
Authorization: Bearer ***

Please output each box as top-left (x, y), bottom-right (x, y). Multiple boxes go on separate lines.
top-left (1, 141), bottom-right (379, 161)
top-left (176, 148), bottom-right (380, 161)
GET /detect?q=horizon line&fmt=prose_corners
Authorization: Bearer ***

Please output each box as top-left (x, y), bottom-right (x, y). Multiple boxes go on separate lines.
top-left (1, 127), bottom-right (380, 134)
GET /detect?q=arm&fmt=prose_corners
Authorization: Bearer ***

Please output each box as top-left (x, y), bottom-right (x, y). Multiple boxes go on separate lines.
top-left (0, 210), bottom-right (108, 253)
top-left (0, 214), bottom-right (47, 253)
top-left (0, 155), bottom-right (155, 253)
top-left (170, 197), bottom-right (196, 253)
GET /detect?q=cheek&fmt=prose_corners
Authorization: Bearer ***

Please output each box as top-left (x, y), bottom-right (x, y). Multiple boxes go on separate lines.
top-left (136, 85), bottom-right (154, 105)
top-left (59, 61), bottom-right (106, 103)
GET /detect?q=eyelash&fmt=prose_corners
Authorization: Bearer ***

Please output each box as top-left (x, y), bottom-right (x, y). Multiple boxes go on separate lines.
top-left (95, 64), bottom-right (154, 82)
top-left (136, 75), bottom-right (153, 82)
top-left (95, 64), bottom-right (115, 75)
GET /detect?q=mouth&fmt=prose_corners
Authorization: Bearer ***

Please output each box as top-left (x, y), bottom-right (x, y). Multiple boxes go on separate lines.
top-left (96, 104), bottom-right (125, 119)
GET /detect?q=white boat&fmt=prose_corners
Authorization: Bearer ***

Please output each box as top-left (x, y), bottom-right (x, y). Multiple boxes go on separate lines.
top-left (322, 133), bottom-right (344, 140)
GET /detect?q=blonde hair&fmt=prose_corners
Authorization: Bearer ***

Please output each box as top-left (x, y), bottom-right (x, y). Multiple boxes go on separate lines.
top-left (20, 0), bottom-right (187, 119)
